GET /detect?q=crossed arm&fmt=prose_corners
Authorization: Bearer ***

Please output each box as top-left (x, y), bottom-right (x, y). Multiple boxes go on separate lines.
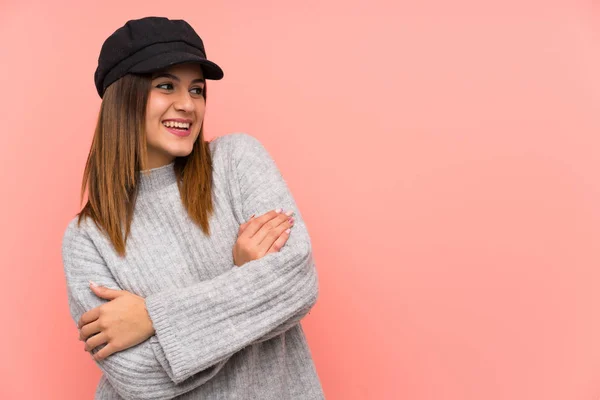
top-left (61, 133), bottom-right (319, 400)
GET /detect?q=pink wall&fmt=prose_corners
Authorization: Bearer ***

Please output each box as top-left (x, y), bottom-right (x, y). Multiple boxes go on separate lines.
top-left (1, 1), bottom-right (599, 399)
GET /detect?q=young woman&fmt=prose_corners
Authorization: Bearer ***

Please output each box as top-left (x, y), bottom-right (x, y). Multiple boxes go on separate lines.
top-left (61, 16), bottom-right (323, 399)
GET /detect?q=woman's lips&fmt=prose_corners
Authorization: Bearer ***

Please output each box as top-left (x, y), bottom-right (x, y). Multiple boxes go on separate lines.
top-left (163, 124), bottom-right (191, 137)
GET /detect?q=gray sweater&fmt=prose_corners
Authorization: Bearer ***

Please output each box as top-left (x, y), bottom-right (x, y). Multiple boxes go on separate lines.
top-left (61, 133), bottom-right (324, 400)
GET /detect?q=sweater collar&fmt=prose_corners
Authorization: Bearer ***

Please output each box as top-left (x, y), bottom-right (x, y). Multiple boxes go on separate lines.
top-left (138, 161), bottom-right (177, 193)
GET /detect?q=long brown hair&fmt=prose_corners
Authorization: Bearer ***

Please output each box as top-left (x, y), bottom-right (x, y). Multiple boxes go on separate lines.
top-left (77, 73), bottom-right (214, 256)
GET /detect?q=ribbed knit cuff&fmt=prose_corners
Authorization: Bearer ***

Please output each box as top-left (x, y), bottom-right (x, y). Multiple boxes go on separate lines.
top-left (145, 293), bottom-right (192, 384)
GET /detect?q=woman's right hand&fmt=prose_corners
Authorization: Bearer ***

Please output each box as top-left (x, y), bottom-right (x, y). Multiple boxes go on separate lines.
top-left (233, 209), bottom-right (295, 267)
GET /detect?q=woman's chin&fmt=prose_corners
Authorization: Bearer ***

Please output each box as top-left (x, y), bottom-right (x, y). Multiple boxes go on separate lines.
top-left (165, 143), bottom-right (195, 157)
top-left (167, 150), bottom-right (192, 159)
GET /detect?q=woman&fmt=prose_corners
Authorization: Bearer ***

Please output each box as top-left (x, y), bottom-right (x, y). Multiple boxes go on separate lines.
top-left (61, 16), bottom-right (323, 399)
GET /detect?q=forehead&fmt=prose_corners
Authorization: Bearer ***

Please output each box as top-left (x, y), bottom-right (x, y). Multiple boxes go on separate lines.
top-left (152, 63), bottom-right (205, 79)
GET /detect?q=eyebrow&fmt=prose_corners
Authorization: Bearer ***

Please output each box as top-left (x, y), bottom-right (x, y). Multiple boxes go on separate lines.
top-left (152, 73), bottom-right (205, 84)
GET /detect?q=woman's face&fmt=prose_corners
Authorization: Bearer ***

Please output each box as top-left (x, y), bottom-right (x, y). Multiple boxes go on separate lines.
top-left (145, 62), bottom-right (206, 169)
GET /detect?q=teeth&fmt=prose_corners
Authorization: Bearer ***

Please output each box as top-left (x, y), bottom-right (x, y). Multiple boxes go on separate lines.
top-left (162, 121), bottom-right (190, 129)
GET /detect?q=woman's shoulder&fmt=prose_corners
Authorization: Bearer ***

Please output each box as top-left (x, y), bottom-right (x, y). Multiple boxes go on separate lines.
top-left (63, 214), bottom-right (90, 240)
top-left (209, 132), bottom-right (274, 169)
top-left (208, 132), bottom-right (264, 156)
top-left (61, 214), bottom-right (102, 255)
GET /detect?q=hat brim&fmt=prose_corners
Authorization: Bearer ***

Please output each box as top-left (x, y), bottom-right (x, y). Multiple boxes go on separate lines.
top-left (129, 51), bottom-right (224, 80)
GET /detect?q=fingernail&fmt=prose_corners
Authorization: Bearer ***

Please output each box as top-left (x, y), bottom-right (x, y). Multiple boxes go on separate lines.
top-left (249, 213), bottom-right (255, 219)
top-left (89, 280), bottom-right (99, 288)
top-left (285, 228), bottom-right (291, 234)
top-left (275, 208), bottom-right (282, 213)
top-left (284, 210), bottom-right (294, 216)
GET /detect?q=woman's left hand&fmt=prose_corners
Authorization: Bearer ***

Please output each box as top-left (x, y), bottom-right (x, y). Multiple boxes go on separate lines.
top-left (77, 282), bottom-right (155, 361)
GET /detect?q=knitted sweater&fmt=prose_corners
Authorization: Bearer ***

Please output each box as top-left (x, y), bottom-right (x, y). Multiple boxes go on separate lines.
top-left (61, 133), bottom-right (324, 400)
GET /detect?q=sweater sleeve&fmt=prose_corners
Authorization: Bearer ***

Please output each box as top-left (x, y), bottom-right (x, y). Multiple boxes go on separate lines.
top-left (143, 132), bottom-right (319, 384)
top-left (61, 221), bottom-right (231, 400)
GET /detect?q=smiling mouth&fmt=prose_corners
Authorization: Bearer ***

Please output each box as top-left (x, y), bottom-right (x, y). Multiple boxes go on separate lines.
top-left (162, 123), bottom-right (192, 137)
top-left (162, 122), bottom-right (192, 131)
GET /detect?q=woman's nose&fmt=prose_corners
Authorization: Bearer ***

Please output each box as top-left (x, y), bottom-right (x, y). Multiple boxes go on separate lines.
top-left (173, 91), bottom-right (195, 112)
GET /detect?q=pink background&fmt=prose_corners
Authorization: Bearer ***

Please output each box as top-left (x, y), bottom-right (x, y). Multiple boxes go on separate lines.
top-left (1, 1), bottom-right (600, 399)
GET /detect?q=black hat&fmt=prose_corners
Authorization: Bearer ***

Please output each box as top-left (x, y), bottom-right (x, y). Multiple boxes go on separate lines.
top-left (94, 16), bottom-right (224, 98)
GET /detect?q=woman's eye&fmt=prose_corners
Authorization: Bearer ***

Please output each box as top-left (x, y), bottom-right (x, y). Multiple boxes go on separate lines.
top-left (155, 83), bottom-right (203, 95)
